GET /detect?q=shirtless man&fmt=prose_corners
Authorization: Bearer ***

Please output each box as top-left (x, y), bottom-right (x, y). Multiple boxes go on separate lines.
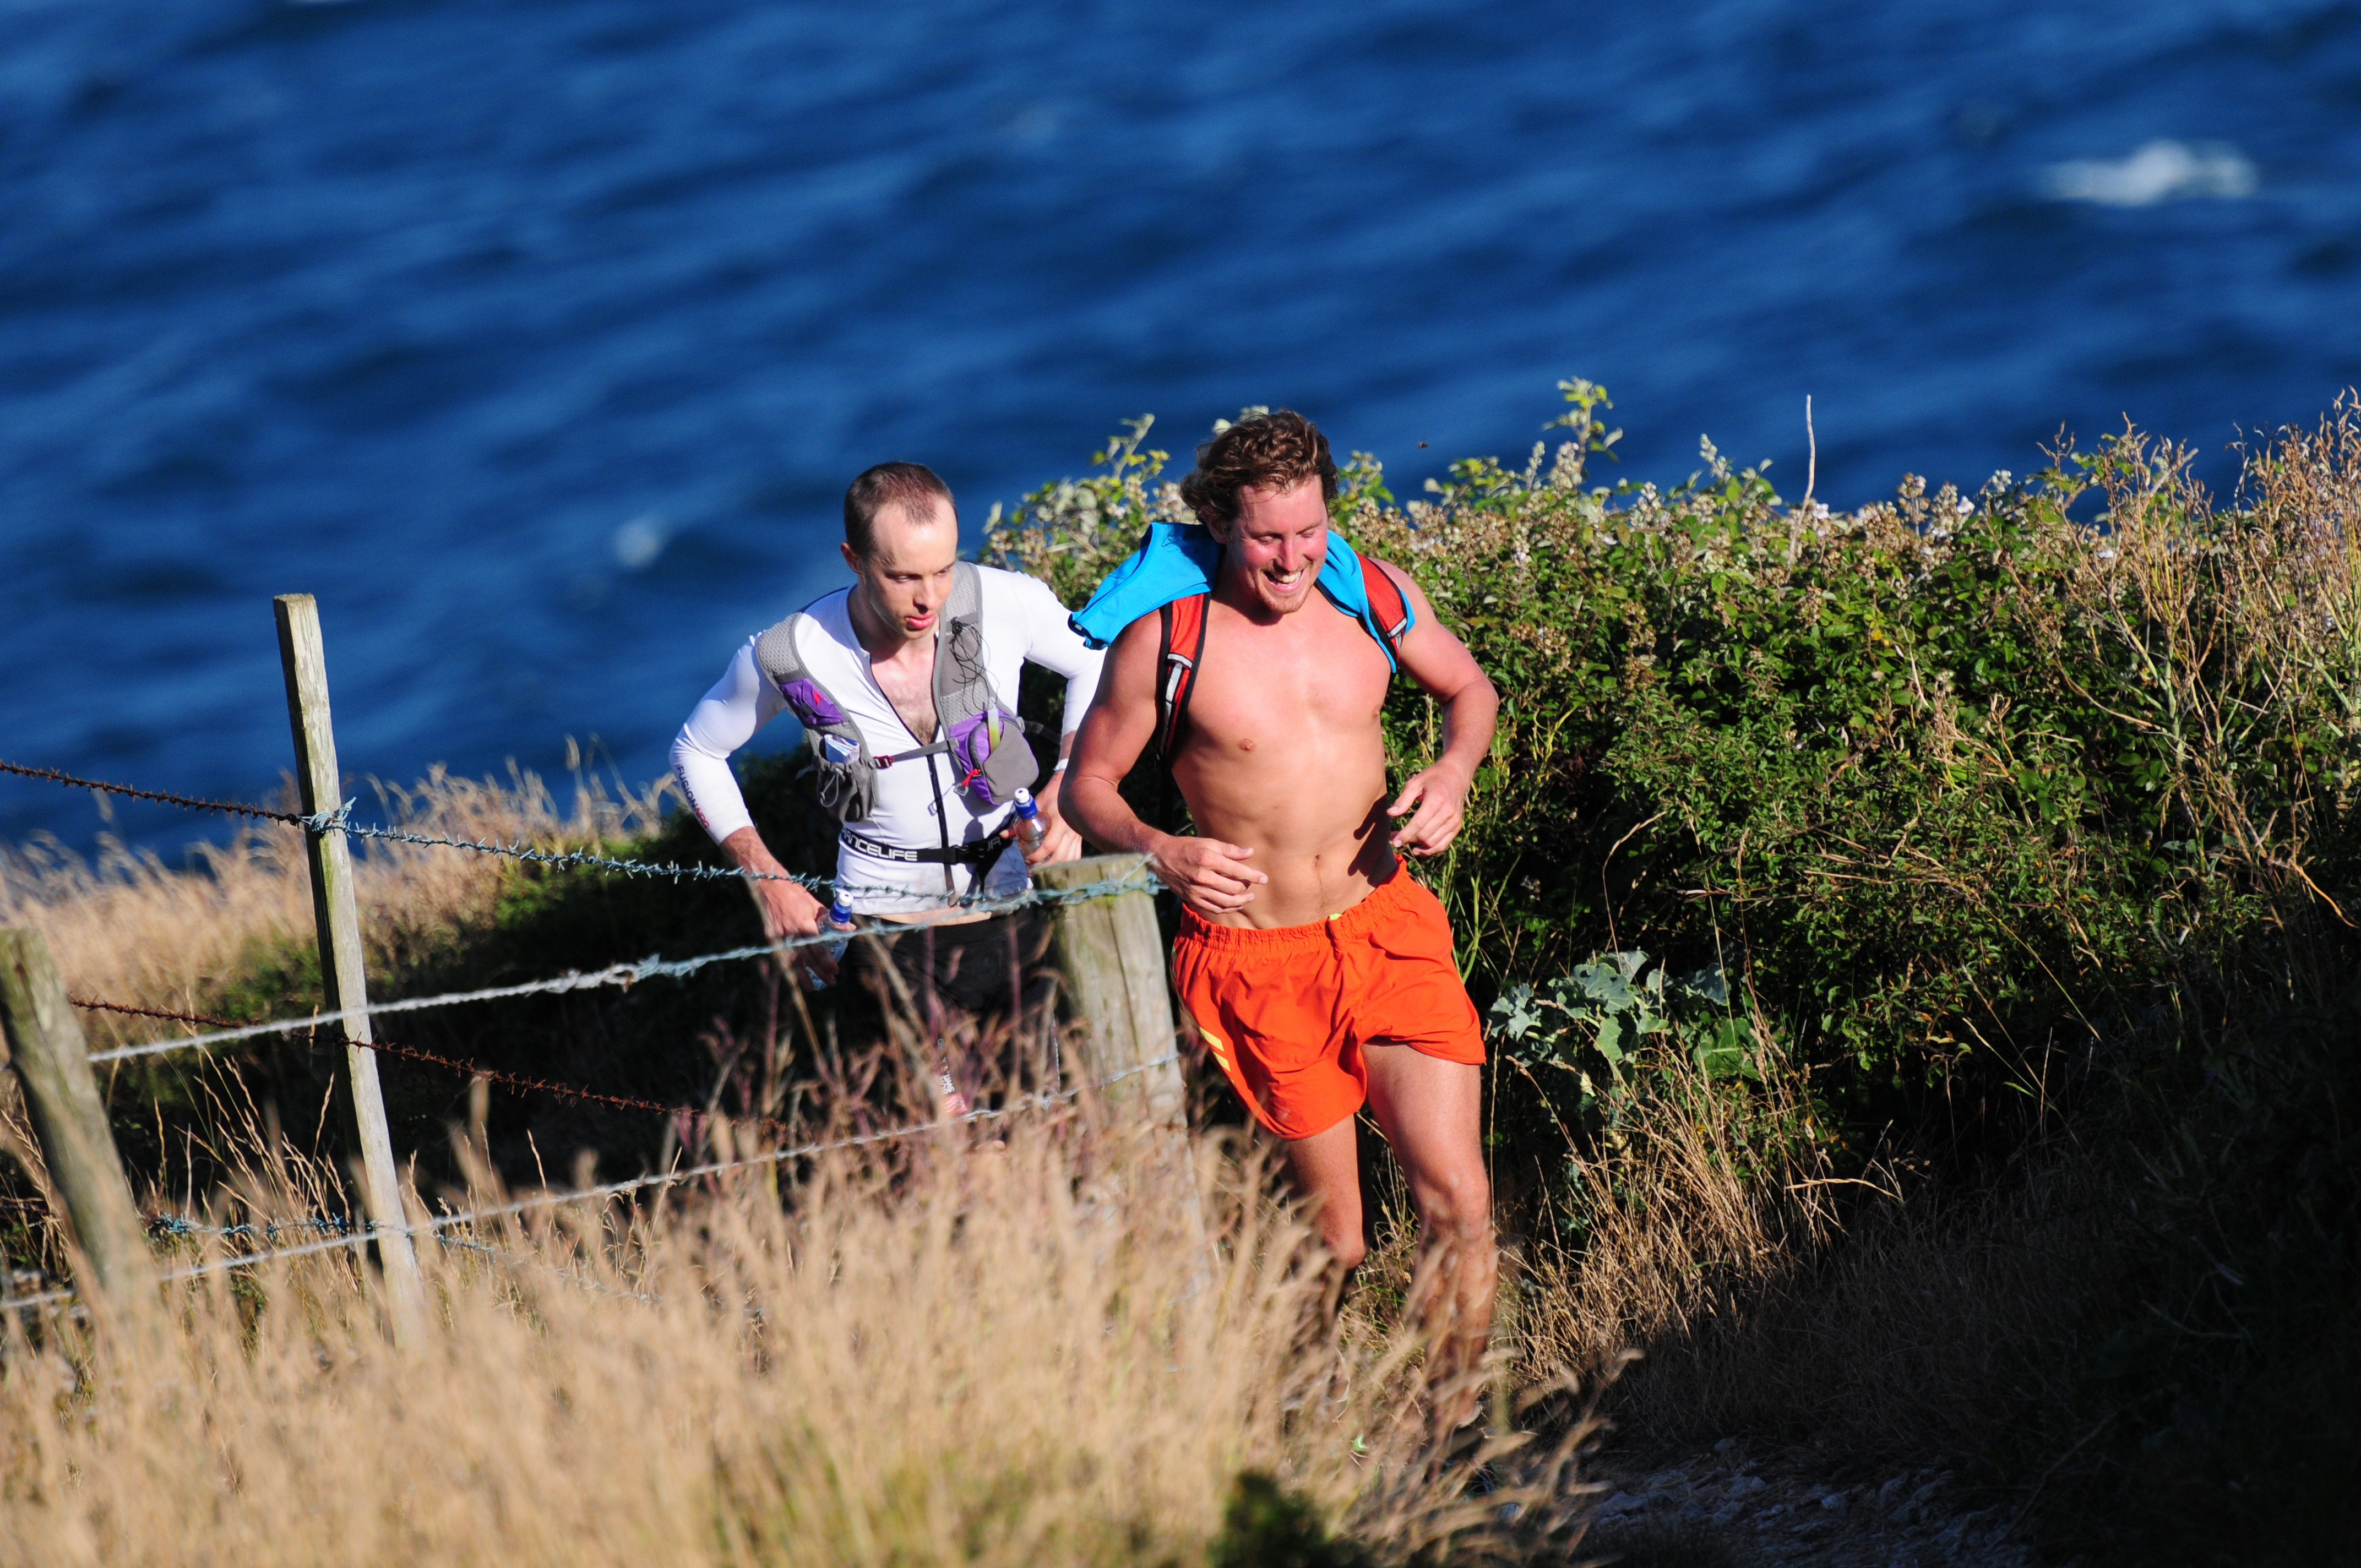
top-left (1062, 411), bottom-right (1500, 1408)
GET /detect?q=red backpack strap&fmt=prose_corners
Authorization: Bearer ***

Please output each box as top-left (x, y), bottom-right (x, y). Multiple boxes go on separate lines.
top-left (1154, 593), bottom-right (1211, 765)
top-left (1359, 556), bottom-right (1412, 657)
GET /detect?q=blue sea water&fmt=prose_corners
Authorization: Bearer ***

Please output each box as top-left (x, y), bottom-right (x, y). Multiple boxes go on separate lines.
top-left (3, 0), bottom-right (2358, 858)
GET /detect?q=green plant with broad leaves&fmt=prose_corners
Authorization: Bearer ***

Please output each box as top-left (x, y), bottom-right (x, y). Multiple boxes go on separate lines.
top-left (1491, 950), bottom-right (1752, 1099)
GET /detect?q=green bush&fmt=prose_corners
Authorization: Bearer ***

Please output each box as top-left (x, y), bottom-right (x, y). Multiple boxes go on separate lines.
top-left (993, 386), bottom-right (2361, 1155)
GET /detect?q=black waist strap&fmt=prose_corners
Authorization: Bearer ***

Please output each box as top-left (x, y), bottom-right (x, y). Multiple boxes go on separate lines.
top-left (838, 826), bottom-right (1008, 867)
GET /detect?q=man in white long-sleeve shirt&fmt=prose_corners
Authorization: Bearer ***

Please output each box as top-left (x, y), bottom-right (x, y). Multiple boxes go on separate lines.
top-left (671, 462), bottom-right (1103, 1102)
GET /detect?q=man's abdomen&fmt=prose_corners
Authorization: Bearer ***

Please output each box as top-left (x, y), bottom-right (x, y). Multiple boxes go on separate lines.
top-left (1173, 744), bottom-right (1398, 929)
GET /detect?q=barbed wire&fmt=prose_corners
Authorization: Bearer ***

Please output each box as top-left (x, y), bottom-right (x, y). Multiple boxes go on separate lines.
top-left (318, 805), bottom-right (834, 890)
top-left (81, 865), bottom-right (1159, 1068)
top-left (81, 954), bottom-right (763, 1065)
top-left (7, 1052), bottom-right (1184, 1320)
top-left (75, 996), bottom-right (770, 1132)
top-left (71, 997), bottom-right (242, 1027)
top-left (140, 1212), bottom-right (651, 1300)
top-left (2, 754), bottom-right (1076, 903)
top-left (1, 1286), bottom-right (79, 1315)
top-left (8, 752), bottom-right (1180, 1315)
top-left (319, 805), bottom-right (1117, 905)
top-left (150, 1213), bottom-right (347, 1243)
top-left (0, 758), bottom-right (309, 825)
top-left (138, 1053), bottom-right (1182, 1292)
top-left (371, 1036), bottom-right (762, 1126)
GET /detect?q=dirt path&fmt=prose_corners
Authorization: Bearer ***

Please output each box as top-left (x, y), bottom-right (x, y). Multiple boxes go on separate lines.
top-left (1579, 1440), bottom-right (2037, 1567)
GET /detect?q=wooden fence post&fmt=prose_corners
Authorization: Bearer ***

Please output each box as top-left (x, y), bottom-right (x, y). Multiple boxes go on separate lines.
top-left (1033, 855), bottom-right (1187, 1117)
top-left (0, 929), bottom-right (156, 1325)
top-left (1033, 854), bottom-right (1205, 1239)
top-left (274, 594), bottom-right (425, 1344)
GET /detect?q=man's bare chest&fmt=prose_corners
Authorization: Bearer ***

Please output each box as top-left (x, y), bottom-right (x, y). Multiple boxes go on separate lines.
top-left (868, 657), bottom-right (939, 743)
top-left (1183, 603), bottom-right (1392, 752)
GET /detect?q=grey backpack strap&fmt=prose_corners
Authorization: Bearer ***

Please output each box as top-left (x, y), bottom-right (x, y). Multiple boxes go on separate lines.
top-left (932, 563), bottom-right (986, 721)
top-left (752, 612), bottom-right (878, 823)
top-left (932, 564), bottom-right (1040, 807)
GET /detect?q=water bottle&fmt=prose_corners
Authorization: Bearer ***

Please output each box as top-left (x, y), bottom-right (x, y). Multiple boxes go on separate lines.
top-left (808, 893), bottom-right (855, 988)
top-left (934, 1064), bottom-right (970, 1118)
top-left (1010, 787), bottom-right (1046, 855)
top-left (822, 894), bottom-right (856, 959)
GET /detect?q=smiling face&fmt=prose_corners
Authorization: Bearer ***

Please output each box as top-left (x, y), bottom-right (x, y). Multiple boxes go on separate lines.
top-left (842, 498), bottom-right (959, 650)
top-left (1214, 480), bottom-right (1328, 618)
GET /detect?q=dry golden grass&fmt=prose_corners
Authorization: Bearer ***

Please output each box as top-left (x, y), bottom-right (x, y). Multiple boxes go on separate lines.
top-left (1500, 1045), bottom-right (1845, 1451)
top-left (0, 761), bottom-right (1602, 1565)
top-left (0, 760), bottom-right (667, 1051)
top-left (0, 1116), bottom-right (1592, 1568)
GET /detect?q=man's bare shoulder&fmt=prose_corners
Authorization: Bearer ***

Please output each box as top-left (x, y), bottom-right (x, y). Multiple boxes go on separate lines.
top-left (1088, 611), bottom-right (1166, 705)
top-left (1107, 609), bottom-right (1163, 656)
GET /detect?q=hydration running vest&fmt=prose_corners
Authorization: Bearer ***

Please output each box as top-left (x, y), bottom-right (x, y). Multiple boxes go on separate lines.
top-left (754, 562), bottom-right (1043, 824)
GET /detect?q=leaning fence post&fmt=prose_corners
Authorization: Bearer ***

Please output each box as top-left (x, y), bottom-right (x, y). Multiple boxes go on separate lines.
top-left (274, 594), bottom-right (425, 1344)
top-left (0, 928), bottom-right (156, 1325)
top-left (1033, 855), bottom-right (1205, 1236)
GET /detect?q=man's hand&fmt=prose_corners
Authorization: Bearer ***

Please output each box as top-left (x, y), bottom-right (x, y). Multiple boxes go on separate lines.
top-left (1146, 832), bottom-right (1267, 918)
top-left (1007, 770), bottom-right (1085, 866)
top-left (1386, 763), bottom-right (1474, 858)
top-left (721, 826), bottom-right (838, 984)
top-left (1010, 810), bottom-right (1085, 866)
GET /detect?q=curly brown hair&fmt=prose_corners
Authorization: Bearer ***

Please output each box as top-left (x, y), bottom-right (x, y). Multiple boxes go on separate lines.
top-left (1177, 410), bottom-right (1337, 534)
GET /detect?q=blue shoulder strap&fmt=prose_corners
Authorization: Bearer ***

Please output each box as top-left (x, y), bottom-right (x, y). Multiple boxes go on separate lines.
top-left (1068, 523), bottom-right (1413, 670)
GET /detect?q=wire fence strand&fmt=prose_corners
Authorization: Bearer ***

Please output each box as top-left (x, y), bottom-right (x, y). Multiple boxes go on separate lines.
top-left (314, 804), bottom-right (1092, 904)
top-left (9, 1059), bottom-right (1178, 1321)
top-left (80, 865), bottom-right (1156, 1066)
top-left (137, 1052), bottom-right (1181, 1292)
top-left (2, 754), bottom-right (1095, 903)
top-left (0, 758), bottom-right (309, 825)
top-left (4, 752), bottom-right (1182, 1319)
top-left (322, 808), bottom-right (831, 890)
top-left (74, 998), bottom-right (769, 1131)
top-left (0, 1286), bottom-right (80, 1315)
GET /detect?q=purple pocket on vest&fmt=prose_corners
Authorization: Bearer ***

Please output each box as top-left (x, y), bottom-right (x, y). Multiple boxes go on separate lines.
top-left (944, 708), bottom-right (1029, 807)
top-left (946, 710), bottom-right (1005, 797)
top-left (777, 678), bottom-right (847, 729)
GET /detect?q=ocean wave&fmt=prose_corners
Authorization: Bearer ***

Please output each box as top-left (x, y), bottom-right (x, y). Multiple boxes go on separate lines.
top-left (613, 515), bottom-right (671, 572)
top-left (2041, 140), bottom-right (2257, 206)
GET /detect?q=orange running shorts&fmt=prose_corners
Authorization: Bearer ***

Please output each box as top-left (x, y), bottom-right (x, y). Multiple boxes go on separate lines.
top-left (1171, 867), bottom-right (1485, 1140)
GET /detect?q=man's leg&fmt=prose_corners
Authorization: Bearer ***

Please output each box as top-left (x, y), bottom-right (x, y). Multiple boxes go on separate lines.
top-left (928, 913), bottom-right (1052, 1105)
top-left (1361, 1044), bottom-right (1495, 1428)
top-left (1282, 1113), bottom-right (1367, 1306)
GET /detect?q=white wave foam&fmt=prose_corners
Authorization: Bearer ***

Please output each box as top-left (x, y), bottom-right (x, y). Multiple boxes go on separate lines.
top-left (612, 514), bottom-right (670, 571)
top-left (2042, 140), bottom-right (2256, 206)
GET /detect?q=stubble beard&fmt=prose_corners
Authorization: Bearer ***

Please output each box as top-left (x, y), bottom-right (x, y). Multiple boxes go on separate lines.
top-left (1228, 557), bottom-right (1319, 618)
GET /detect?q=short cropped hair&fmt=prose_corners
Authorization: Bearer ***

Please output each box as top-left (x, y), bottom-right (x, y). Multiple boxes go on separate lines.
top-left (844, 462), bottom-right (955, 558)
top-left (1177, 410), bottom-right (1337, 533)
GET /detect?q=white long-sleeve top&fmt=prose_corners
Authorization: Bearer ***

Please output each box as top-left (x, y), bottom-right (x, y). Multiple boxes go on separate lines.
top-left (671, 566), bottom-right (1103, 914)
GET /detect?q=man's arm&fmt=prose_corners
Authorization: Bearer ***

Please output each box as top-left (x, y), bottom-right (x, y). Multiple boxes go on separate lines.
top-left (1062, 614), bottom-right (1269, 917)
top-left (1013, 729), bottom-right (1084, 865)
top-left (1007, 574), bottom-right (1105, 865)
top-left (672, 643), bottom-right (831, 958)
top-left (1373, 561), bottom-right (1497, 858)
